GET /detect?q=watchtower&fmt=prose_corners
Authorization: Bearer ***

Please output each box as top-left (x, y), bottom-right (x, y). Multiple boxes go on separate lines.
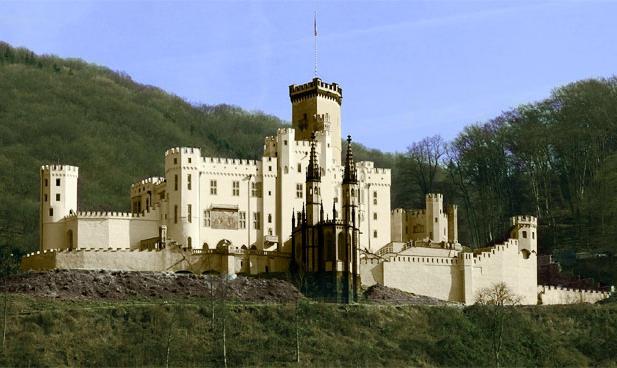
top-left (510, 215), bottom-right (538, 255)
top-left (289, 77), bottom-right (342, 165)
top-left (40, 164), bottom-right (78, 250)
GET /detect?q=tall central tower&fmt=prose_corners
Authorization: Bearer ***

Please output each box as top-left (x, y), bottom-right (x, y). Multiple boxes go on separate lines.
top-left (289, 77), bottom-right (342, 165)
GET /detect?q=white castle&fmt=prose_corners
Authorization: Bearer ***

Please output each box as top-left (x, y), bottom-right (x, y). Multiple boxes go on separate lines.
top-left (23, 77), bottom-right (611, 305)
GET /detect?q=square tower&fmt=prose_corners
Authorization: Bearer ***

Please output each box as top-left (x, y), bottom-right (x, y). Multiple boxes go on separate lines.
top-left (289, 77), bottom-right (342, 165)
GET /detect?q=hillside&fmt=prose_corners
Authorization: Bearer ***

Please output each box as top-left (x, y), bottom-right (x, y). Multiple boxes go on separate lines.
top-left (0, 42), bottom-right (394, 259)
top-left (0, 294), bottom-right (615, 367)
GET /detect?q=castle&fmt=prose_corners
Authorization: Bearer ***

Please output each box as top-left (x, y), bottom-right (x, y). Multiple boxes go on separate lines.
top-left (22, 77), bottom-right (611, 305)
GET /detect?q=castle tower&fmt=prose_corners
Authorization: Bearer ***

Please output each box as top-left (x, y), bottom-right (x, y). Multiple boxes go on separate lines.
top-left (305, 134), bottom-right (322, 226)
top-left (425, 193), bottom-right (447, 242)
top-left (289, 78), bottom-right (342, 165)
top-left (40, 165), bottom-right (78, 250)
top-left (447, 204), bottom-right (458, 243)
top-left (510, 216), bottom-right (538, 254)
top-left (164, 147), bottom-right (201, 249)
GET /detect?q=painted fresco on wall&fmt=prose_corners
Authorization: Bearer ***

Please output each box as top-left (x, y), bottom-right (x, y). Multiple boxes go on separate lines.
top-left (211, 209), bottom-right (239, 230)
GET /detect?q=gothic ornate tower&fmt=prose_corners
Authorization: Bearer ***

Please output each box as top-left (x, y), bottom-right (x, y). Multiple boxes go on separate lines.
top-left (289, 77), bottom-right (342, 165)
top-left (341, 136), bottom-right (360, 302)
top-left (305, 134), bottom-right (322, 226)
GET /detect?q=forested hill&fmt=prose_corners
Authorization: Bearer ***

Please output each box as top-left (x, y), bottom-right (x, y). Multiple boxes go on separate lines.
top-left (0, 42), bottom-right (393, 257)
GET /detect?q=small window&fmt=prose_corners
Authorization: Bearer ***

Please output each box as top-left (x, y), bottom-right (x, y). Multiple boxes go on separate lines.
top-left (187, 174), bottom-right (192, 190)
top-left (187, 237), bottom-right (192, 249)
top-left (435, 217), bottom-right (438, 223)
top-left (251, 182), bottom-right (258, 197)
top-left (49, 208), bottom-right (53, 217)
top-left (296, 184), bottom-right (303, 198)
top-left (174, 205), bottom-right (178, 224)
top-left (522, 231), bottom-right (527, 239)
top-left (373, 230), bottom-right (378, 238)
top-left (188, 204), bottom-right (192, 223)
top-left (284, 166), bottom-right (289, 174)
top-left (373, 213), bottom-right (377, 220)
top-left (253, 212), bottom-right (261, 230)
top-left (44, 179), bottom-right (48, 187)
top-left (284, 140), bottom-right (288, 146)
top-left (174, 175), bottom-right (178, 191)
top-left (268, 228), bottom-right (273, 235)
top-left (56, 193), bottom-right (60, 201)
top-left (373, 191), bottom-right (378, 205)
top-left (239, 211), bottom-right (246, 229)
top-left (56, 178), bottom-right (60, 186)
top-left (232, 181), bottom-right (240, 196)
top-left (268, 166), bottom-right (272, 172)
top-left (44, 194), bottom-right (48, 202)
top-left (268, 214), bottom-right (272, 223)
top-left (532, 231), bottom-right (535, 239)
top-left (188, 157), bottom-right (192, 164)
top-left (210, 180), bottom-right (217, 195)
top-left (204, 210), bottom-right (211, 227)
top-left (297, 163), bottom-right (301, 173)
top-left (173, 158), bottom-right (177, 165)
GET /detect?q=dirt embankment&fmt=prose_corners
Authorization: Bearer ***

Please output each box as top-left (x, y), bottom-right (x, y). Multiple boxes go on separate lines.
top-left (363, 284), bottom-right (461, 306)
top-left (1, 270), bottom-right (456, 305)
top-left (0, 270), bottom-right (303, 303)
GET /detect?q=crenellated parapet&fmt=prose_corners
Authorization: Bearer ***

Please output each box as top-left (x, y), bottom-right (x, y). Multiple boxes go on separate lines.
top-left (289, 77), bottom-right (342, 105)
top-left (164, 147), bottom-right (201, 156)
top-left (41, 164), bottom-right (79, 177)
top-left (130, 177), bottom-right (165, 189)
top-left (511, 215), bottom-right (538, 227)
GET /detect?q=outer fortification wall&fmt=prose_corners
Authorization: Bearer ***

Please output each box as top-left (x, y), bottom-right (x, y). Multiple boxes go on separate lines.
top-left (538, 285), bottom-right (611, 305)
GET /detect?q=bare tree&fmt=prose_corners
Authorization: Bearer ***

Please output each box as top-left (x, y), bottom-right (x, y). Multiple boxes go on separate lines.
top-left (475, 282), bottom-right (522, 367)
top-left (406, 135), bottom-right (446, 196)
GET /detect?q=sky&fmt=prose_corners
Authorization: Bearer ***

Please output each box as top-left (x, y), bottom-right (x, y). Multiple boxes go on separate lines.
top-left (1, 0), bottom-right (616, 152)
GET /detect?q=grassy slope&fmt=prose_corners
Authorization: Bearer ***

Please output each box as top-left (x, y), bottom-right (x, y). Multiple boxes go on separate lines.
top-left (0, 42), bottom-right (394, 256)
top-left (0, 295), bottom-right (616, 367)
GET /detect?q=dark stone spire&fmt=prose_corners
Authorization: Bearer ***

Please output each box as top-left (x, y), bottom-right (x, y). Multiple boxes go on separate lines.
top-left (306, 133), bottom-right (321, 182)
top-left (343, 135), bottom-right (358, 184)
top-left (320, 200), bottom-right (324, 222)
top-left (332, 201), bottom-right (337, 220)
top-left (292, 209), bottom-right (296, 228)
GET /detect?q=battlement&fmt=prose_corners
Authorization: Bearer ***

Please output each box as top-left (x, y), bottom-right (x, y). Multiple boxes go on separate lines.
top-left (539, 284), bottom-right (610, 295)
top-left (66, 209), bottom-right (158, 219)
top-left (386, 255), bottom-right (460, 265)
top-left (130, 177), bottom-right (165, 189)
top-left (289, 78), bottom-right (342, 104)
top-left (41, 164), bottom-right (79, 173)
top-left (511, 215), bottom-right (538, 227)
top-left (276, 127), bottom-right (295, 136)
top-left (426, 193), bottom-right (443, 201)
top-left (203, 156), bottom-right (260, 167)
top-left (165, 147), bottom-right (201, 156)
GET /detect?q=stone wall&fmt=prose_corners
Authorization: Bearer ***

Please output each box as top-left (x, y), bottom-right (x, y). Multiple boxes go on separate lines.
top-left (538, 285), bottom-right (611, 305)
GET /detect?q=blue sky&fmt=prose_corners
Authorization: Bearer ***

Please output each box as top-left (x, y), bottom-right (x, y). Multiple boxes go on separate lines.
top-left (1, 1), bottom-right (616, 152)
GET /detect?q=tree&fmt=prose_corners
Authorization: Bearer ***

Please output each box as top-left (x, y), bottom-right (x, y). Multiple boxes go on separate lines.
top-left (475, 282), bottom-right (522, 367)
top-left (405, 135), bottom-right (446, 197)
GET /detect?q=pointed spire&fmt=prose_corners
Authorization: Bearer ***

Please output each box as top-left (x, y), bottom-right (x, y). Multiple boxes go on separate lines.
top-left (343, 135), bottom-right (358, 184)
top-left (332, 201), bottom-right (337, 220)
top-left (306, 132), bottom-right (321, 182)
top-left (302, 203), bottom-right (306, 222)
top-left (292, 208), bottom-right (296, 228)
top-left (320, 200), bottom-right (324, 222)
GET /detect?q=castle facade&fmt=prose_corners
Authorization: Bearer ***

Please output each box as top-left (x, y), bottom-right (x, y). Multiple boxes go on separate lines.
top-left (24, 77), bottom-right (612, 305)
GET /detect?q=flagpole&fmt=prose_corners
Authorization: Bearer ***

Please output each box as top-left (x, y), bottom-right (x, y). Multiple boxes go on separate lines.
top-left (314, 11), bottom-right (317, 77)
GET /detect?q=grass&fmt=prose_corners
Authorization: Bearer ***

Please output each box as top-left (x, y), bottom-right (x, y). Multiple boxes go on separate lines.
top-left (1, 294), bottom-right (616, 367)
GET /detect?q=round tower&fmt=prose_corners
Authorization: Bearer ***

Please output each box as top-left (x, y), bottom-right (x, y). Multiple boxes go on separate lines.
top-left (40, 164), bottom-right (78, 250)
top-left (165, 147), bottom-right (201, 249)
top-left (510, 215), bottom-right (538, 254)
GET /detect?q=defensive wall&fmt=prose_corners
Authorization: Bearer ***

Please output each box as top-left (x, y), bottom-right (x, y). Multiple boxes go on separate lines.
top-left (538, 285), bottom-right (611, 305)
top-left (21, 246), bottom-right (290, 275)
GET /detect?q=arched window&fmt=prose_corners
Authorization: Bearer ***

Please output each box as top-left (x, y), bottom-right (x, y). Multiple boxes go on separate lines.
top-left (187, 237), bottom-right (192, 249)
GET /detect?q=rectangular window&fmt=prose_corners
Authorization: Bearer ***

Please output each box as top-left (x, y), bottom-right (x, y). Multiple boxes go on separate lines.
top-left (239, 211), bottom-right (246, 229)
top-left (174, 175), bottom-right (178, 191)
top-left (268, 166), bottom-right (272, 172)
top-left (56, 194), bottom-right (60, 201)
top-left (373, 230), bottom-right (378, 238)
top-left (49, 208), bottom-right (53, 217)
top-left (204, 210), bottom-right (211, 227)
top-left (44, 179), bottom-right (48, 187)
top-left (210, 180), bottom-right (217, 195)
top-left (251, 182), bottom-right (257, 197)
top-left (373, 191), bottom-right (378, 205)
top-left (174, 205), bottom-right (178, 224)
top-left (296, 183), bottom-right (303, 198)
top-left (187, 174), bottom-right (192, 190)
top-left (232, 181), bottom-right (240, 196)
top-left (56, 178), bottom-right (60, 186)
top-left (297, 163), bottom-right (301, 173)
top-left (253, 212), bottom-right (261, 230)
top-left (373, 212), bottom-right (377, 220)
top-left (188, 157), bottom-right (192, 164)
top-left (188, 204), bottom-right (192, 223)
top-left (44, 194), bottom-right (48, 202)
top-left (523, 231), bottom-right (527, 239)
